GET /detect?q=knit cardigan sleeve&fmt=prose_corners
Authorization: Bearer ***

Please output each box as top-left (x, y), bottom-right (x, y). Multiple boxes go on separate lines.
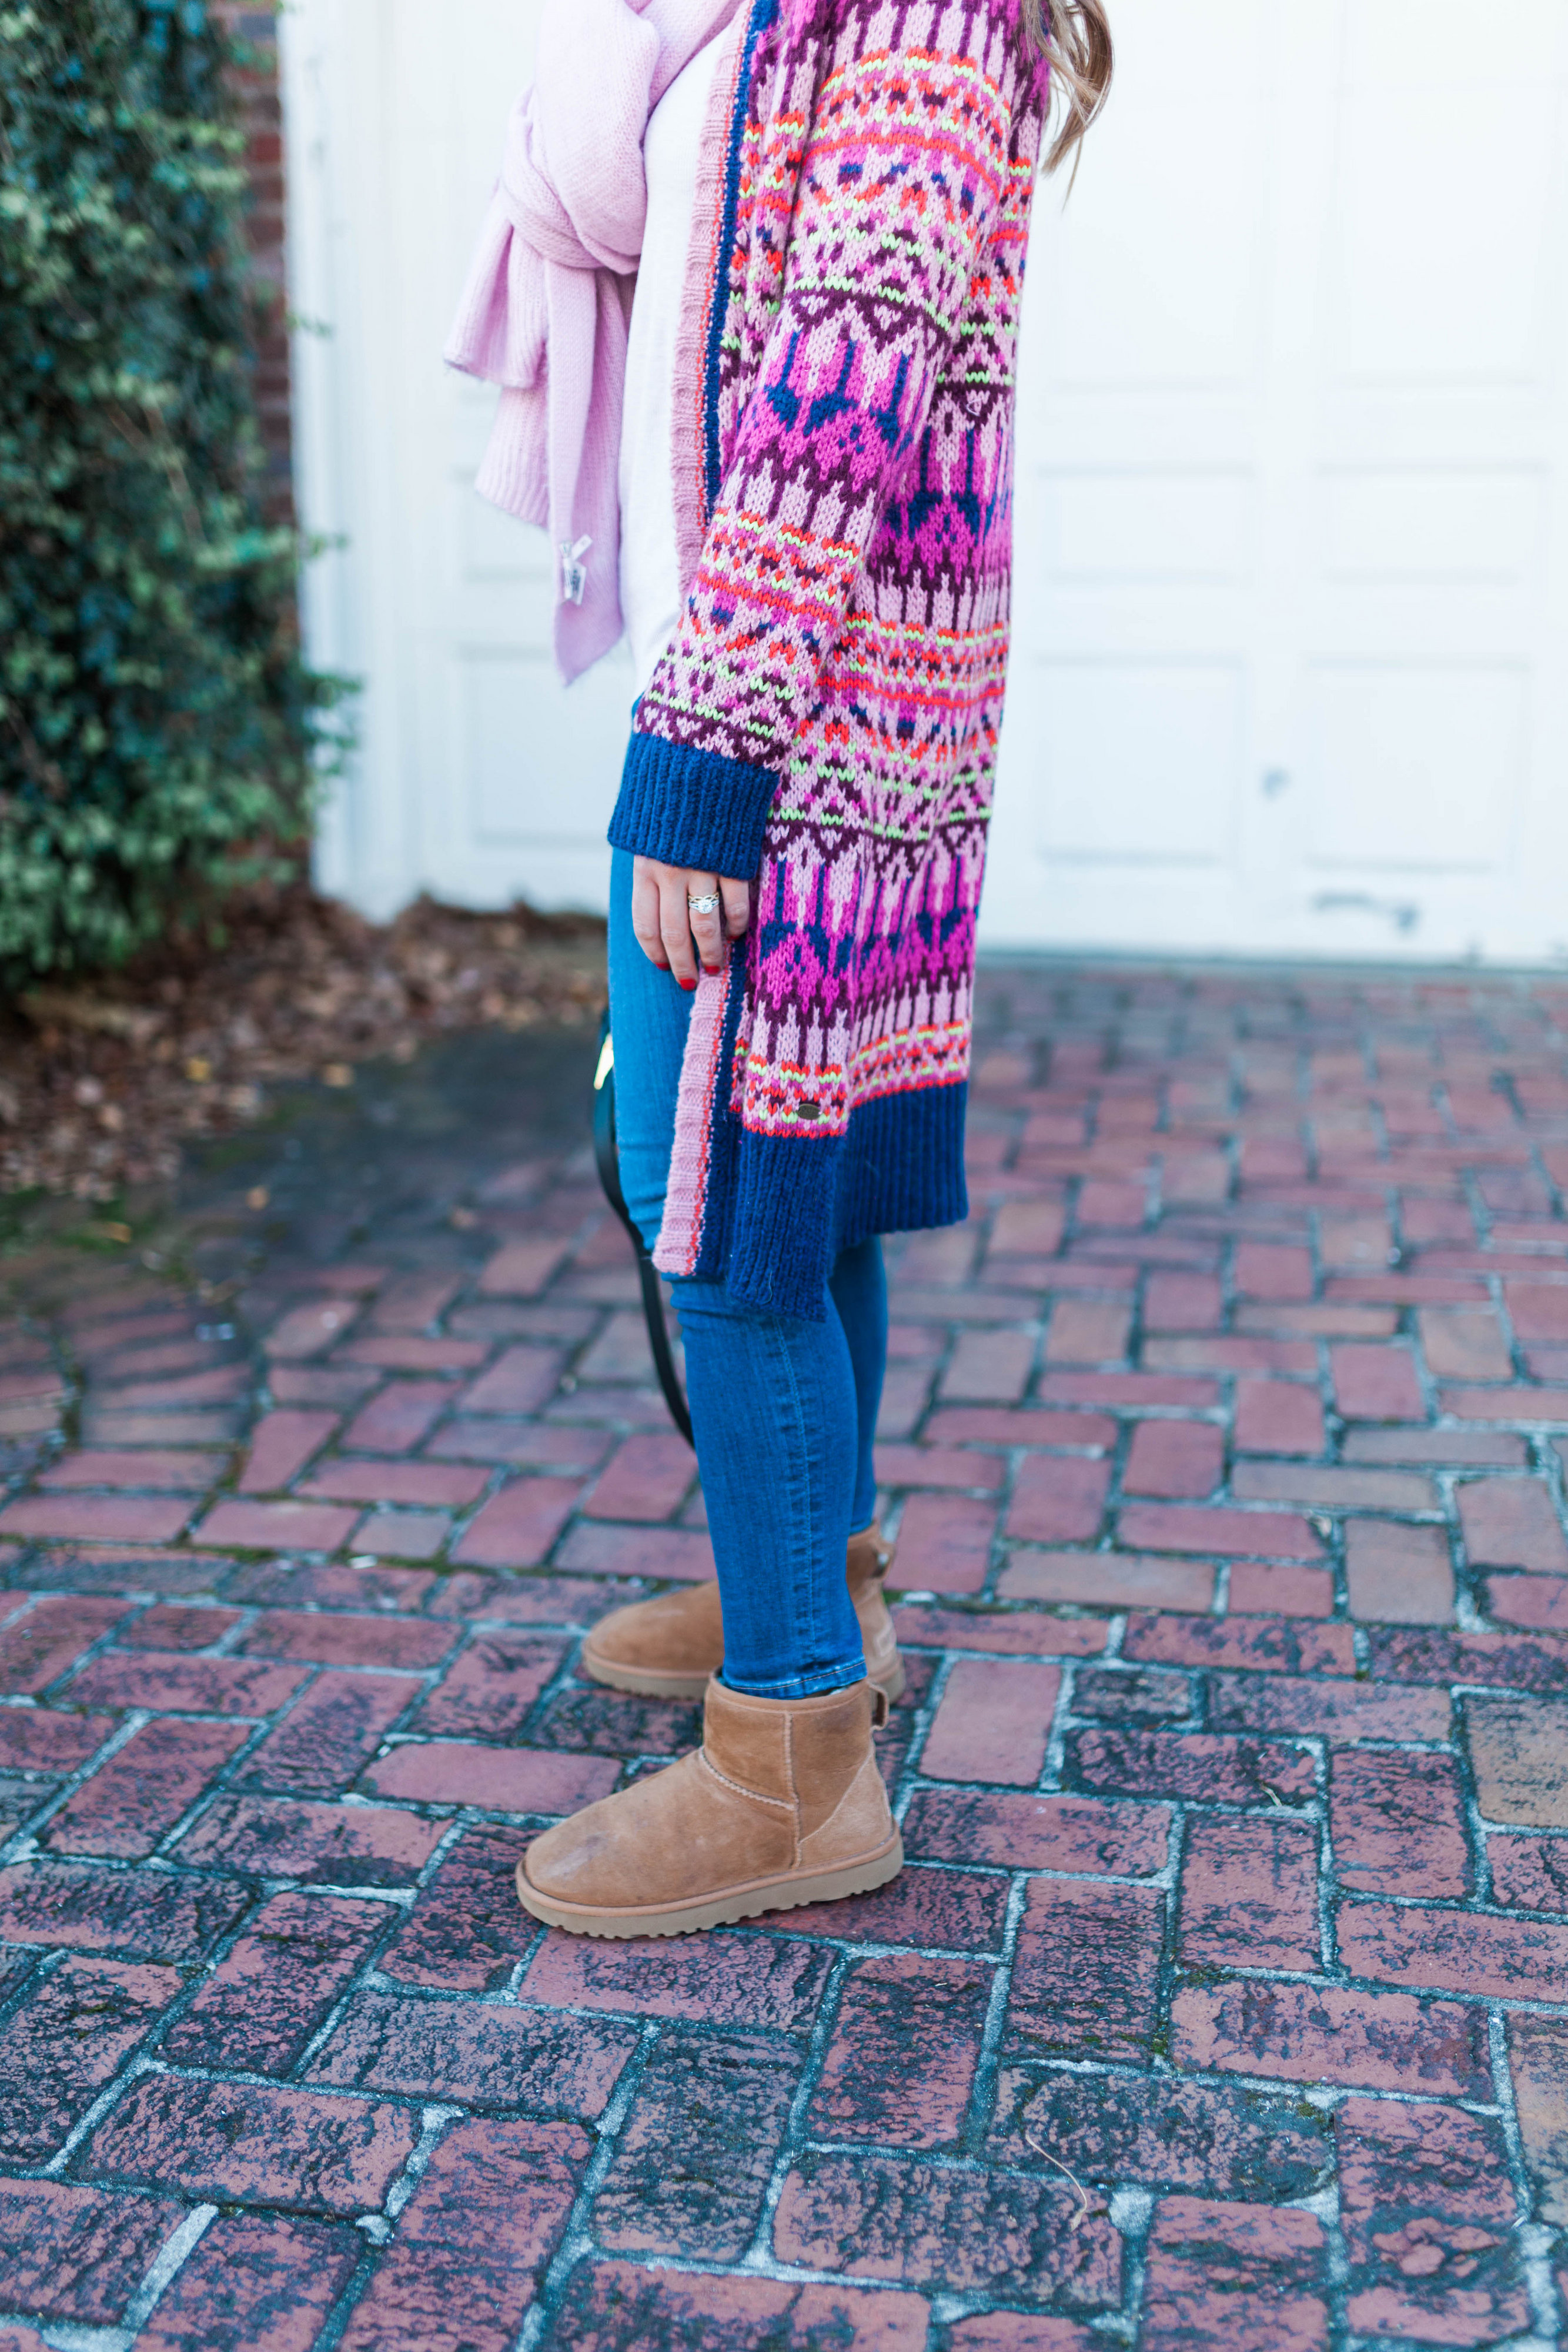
top-left (609, 1), bottom-right (1024, 877)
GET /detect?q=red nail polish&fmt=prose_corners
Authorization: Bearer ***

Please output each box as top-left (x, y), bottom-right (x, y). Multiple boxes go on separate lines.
top-left (679, 977), bottom-right (697, 992)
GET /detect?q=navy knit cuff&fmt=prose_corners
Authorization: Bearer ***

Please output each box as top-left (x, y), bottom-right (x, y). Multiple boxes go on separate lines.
top-left (607, 729), bottom-right (778, 878)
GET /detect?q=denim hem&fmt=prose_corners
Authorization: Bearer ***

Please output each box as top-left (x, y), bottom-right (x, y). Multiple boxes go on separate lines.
top-left (718, 1659), bottom-right (867, 1702)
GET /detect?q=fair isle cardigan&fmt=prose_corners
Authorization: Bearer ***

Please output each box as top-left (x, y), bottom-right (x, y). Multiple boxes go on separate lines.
top-left (611, 0), bottom-right (1047, 1318)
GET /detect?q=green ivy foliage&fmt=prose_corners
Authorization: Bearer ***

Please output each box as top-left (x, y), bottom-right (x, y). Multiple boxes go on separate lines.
top-left (0, 0), bottom-right (337, 981)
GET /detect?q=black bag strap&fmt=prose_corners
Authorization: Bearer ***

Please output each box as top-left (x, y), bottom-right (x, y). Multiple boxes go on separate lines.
top-left (591, 1009), bottom-right (695, 1449)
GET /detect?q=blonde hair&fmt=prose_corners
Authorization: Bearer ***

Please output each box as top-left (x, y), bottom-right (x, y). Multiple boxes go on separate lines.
top-left (1025, 0), bottom-right (1113, 173)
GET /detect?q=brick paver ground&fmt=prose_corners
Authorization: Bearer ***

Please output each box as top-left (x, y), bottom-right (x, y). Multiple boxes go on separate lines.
top-left (2, 960), bottom-right (1568, 2348)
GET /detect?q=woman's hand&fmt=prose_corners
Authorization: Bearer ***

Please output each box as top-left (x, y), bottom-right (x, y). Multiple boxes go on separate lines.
top-left (631, 857), bottom-right (750, 989)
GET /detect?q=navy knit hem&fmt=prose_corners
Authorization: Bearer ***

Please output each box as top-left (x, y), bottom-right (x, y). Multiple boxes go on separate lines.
top-left (723, 1127), bottom-right (844, 1322)
top-left (835, 1083), bottom-right (969, 1252)
top-left (709, 1082), bottom-right (970, 1322)
top-left (607, 730), bottom-right (778, 878)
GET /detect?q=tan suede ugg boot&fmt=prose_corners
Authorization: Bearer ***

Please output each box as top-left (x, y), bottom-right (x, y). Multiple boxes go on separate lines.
top-left (515, 1675), bottom-right (901, 1937)
top-left (580, 1524), bottom-right (905, 1702)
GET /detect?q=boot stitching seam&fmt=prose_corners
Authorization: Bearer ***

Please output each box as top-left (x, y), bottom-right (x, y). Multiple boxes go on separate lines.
top-left (784, 1713), bottom-right (801, 1865)
top-left (797, 1752), bottom-right (891, 1860)
top-left (697, 1749), bottom-right (794, 1809)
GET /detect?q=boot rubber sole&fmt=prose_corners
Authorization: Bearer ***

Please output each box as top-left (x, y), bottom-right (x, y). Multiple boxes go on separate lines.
top-left (580, 1648), bottom-right (907, 1706)
top-left (578, 1648), bottom-right (717, 1701)
top-left (515, 1830), bottom-right (904, 1939)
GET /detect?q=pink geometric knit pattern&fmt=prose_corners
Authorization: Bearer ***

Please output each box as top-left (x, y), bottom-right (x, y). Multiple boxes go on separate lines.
top-left (631, 0), bottom-right (1048, 1303)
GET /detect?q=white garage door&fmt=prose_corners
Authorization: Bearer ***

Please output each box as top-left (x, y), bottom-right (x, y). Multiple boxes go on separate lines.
top-left (284, 0), bottom-right (1568, 961)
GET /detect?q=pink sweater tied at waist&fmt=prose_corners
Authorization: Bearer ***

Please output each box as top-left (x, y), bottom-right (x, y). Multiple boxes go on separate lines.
top-left (443, 0), bottom-right (739, 684)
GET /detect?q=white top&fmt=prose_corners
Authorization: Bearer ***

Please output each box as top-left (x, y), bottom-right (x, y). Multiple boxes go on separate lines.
top-left (618, 37), bottom-right (725, 703)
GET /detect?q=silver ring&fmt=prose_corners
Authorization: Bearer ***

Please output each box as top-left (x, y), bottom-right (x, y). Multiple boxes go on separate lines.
top-left (686, 891), bottom-right (721, 914)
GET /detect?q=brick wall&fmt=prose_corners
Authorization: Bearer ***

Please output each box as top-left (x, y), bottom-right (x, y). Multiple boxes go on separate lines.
top-left (212, 5), bottom-right (293, 519)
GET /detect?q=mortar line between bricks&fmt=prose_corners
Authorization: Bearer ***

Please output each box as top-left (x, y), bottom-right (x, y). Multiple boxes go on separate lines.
top-left (432, 1448), bottom-right (540, 1563)
top-left (1315, 1750), bottom-right (1342, 1977)
top-left (305, 2231), bottom-right (396, 2352)
top-left (189, 1603), bottom-right (260, 1658)
top-left (138, 1704), bottom-right (315, 1864)
top-left (1538, 1423), bottom-right (1568, 1518)
top-left (514, 1621), bottom-right (606, 1740)
top-left (25, 1591), bottom-right (216, 1715)
top-left (1487, 2008), bottom-right (1564, 2346)
top-left (0, 1938), bottom-right (59, 2035)
top-left (924, 1309), bottom-right (964, 1421)
top-left (1053, 1769), bottom-right (1335, 1825)
top-left (895, 1626), bottom-right (1134, 1666)
top-left (503, 1910), bottom-right (551, 1994)
top-left (14, 2315), bottom-right (132, 2352)
top-left (978, 1452), bottom-right (1008, 1602)
top-left (397, 1806), bottom-right (473, 1891)
top-left (113, 2200), bottom-right (219, 2341)
top-left (527, 2241), bottom-right (1017, 2316)
top-left (508, 2018), bottom-right (664, 2352)
top-left (1300, 1795), bottom-right (1362, 2348)
top-left (778, 2126), bottom-right (1281, 2188)
top-left (374, 1607), bottom-right (599, 1648)
top-left (381, 2099), bottom-right (466, 2223)
top-left (21, 1841), bottom-right (299, 2140)
top-left (35, 2045), bottom-right (178, 2181)
top-left (42, 2019), bottom-right (497, 2199)
top-left (1097, 1606), bottom-right (1129, 1659)
top-left (1098, 2183), bottom-right (1154, 2346)
top-left (990, 1421), bottom-right (1026, 1593)
top-left (959, 1869), bottom-right (1029, 2159)
top-left (1511, 2251), bottom-right (1565, 2351)
top-left (890, 1649), bottom-right (954, 1812)
top-left (0, 1707), bottom-right (152, 1867)
top-left (283, 1896), bottom-right (448, 2082)
top-left (117, 2053), bottom-right (610, 2127)
top-left (955, 2045), bottom-right (1510, 2116)
top-left (1037, 1651), bottom-right (1082, 1793)
top-left (898, 1778), bottom-right (1213, 1855)
top-left (1162, 1968), bottom-right (1568, 2023)
top-left (209, 1655), bottom-right (453, 1689)
top-left (735, 1923), bottom-right (1007, 1968)
top-left (0, 1851), bottom-right (434, 2182)
top-left (740, 1946), bottom-right (857, 2274)
top-left (1452, 1681), bottom-right (1503, 1915)
top-left (1303, 2169), bottom-right (1354, 2352)
top-left (1148, 1802), bottom-right (1188, 2061)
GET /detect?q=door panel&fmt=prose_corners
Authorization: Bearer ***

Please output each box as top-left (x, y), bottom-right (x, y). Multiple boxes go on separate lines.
top-left (1305, 665), bottom-right (1525, 873)
top-left (1320, 472), bottom-right (1544, 585)
top-left (1041, 0), bottom-right (1270, 392)
top-left (1033, 662), bottom-right (1246, 867)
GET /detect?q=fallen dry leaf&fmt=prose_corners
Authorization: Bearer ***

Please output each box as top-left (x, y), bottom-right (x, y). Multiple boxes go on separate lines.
top-left (0, 886), bottom-right (606, 1204)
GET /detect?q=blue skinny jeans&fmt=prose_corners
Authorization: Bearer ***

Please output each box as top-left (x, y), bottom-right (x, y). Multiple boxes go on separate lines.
top-left (607, 848), bottom-right (885, 1699)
